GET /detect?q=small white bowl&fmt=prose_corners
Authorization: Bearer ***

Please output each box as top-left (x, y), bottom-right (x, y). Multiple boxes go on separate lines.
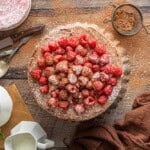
top-left (0, 0), bottom-right (31, 31)
top-left (0, 86), bottom-right (13, 127)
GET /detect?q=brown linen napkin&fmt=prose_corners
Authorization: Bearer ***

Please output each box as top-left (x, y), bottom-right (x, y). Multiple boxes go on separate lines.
top-left (69, 92), bottom-right (150, 150)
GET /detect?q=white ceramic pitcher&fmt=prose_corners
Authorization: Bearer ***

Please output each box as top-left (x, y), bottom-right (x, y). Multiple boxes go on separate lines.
top-left (5, 121), bottom-right (55, 150)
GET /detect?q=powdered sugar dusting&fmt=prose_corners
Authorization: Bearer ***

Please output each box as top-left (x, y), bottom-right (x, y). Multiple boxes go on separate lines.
top-left (0, 0), bottom-right (31, 31)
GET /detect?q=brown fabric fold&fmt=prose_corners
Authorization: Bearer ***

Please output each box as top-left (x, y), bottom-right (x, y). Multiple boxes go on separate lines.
top-left (69, 92), bottom-right (150, 150)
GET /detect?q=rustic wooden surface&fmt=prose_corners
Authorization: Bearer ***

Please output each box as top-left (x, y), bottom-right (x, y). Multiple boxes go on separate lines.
top-left (0, 0), bottom-right (150, 148)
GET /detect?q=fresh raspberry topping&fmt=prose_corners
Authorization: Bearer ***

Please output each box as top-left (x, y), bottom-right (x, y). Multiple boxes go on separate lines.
top-left (75, 45), bottom-right (87, 56)
top-left (88, 39), bottom-right (97, 49)
top-left (48, 41), bottom-right (58, 51)
top-left (43, 67), bottom-right (55, 77)
top-left (111, 66), bottom-right (122, 77)
top-left (40, 85), bottom-right (49, 94)
top-left (41, 45), bottom-right (50, 53)
top-left (30, 69), bottom-right (42, 81)
top-left (84, 96), bottom-right (95, 106)
top-left (99, 54), bottom-right (109, 66)
top-left (92, 65), bottom-right (100, 72)
top-left (82, 89), bottom-right (90, 98)
top-left (88, 52), bottom-right (99, 64)
top-left (68, 36), bottom-right (79, 48)
top-left (58, 37), bottom-right (68, 48)
top-left (58, 101), bottom-right (70, 110)
top-left (98, 96), bottom-right (107, 105)
top-left (47, 98), bottom-right (59, 108)
top-left (55, 47), bottom-right (65, 54)
top-left (67, 50), bottom-right (76, 61)
top-left (95, 44), bottom-right (106, 55)
top-left (108, 77), bottom-right (117, 86)
top-left (104, 85), bottom-right (112, 96)
top-left (37, 57), bottom-right (46, 68)
top-left (74, 104), bottom-right (85, 114)
top-left (92, 81), bottom-right (104, 91)
top-left (39, 76), bottom-right (48, 85)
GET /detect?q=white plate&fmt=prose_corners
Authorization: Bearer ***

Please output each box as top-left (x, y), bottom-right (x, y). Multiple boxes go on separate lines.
top-left (0, 86), bottom-right (13, 127)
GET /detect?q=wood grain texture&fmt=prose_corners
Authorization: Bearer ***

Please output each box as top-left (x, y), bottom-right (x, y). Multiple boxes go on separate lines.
top-left (0, 0), bottom-right (150, 148)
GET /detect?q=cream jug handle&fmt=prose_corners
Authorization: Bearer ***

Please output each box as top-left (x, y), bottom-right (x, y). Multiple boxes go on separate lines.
top-left (37, 139), bottom-right (55, 149)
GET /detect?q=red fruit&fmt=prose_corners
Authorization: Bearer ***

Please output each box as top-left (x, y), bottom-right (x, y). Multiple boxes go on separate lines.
top-left (68, 36), bottom-right (79, 48)
top-left (92, 65), bottom-right (100, 72)
top-left (100, 64), bottom-right (112, 74)
top-left (111, 66), bottom-right (122, 77)
top-left (75, 55), bottom-right (84, 65)
top-left (41, 45), bottom-right (50, 53)
top-left (92, 81), bottom-right (104, 91)
top-left (59, 101), bottom-right (70, 110)
top-left (66, 46), bottom-right (74, 52)
top-left (55, 47), bottom-right (65, 54)
top-left (88, 39), bottom-right (97, 49)
top-left (48, 41), bottom-right (58, 51)
top-left (81, 66), bottom-right (93, 77)
top-left (99, 54), bottom-right (109, 66)
top-left (98, 95), bottom-right (107, 105)
top-left (37, 57), bottom-right (46, 68)
top-left (75, 45), bottom-right (87, 56)
top-left (30, 69), bottom-right (42, 81)
top-left (82, 89), bottom-right (90, 98)
top-left (79, 34), bottom-right (88, 47)
top-left (99, 72), bottom-right (109, 82)
top-left (39, 76), bottom-right (48, 85)
top-left (74, 104), bottom-right (85, 114)
top-left (58, 37), bottom-right (68, 48)
top-left (104, 85), bottom-right (112, 96)
top-left (43, 52), bottom-right (51, 58)
top-left (40, 85), bottom-right (49, 94)
top-left (67, 50), bottom-right (76, 61)
top-left (47, 98), bottom-right (59, 107)
top-left (84, 62), bottom-right (93, 68)
top-left (45, 55), bottom-right (53, 66)
top-left (54, 55), bottom-right (64, 63)
top-left (43, 67), bottom-right (55, 77)
top-left (51, 90), bottom-right (58, 98)
top-left (56, 60), bottom-right (68, 73)
top-left (88, 52), bottom-right (99, 64)
top-left (84, 96), bottom-right (95, 106)
top-left (89, 90), bottom-right (94, 96)
top-left (95, 44), bottom-right (106, 55)
top-left (108, 78), bottom-right (117, 86)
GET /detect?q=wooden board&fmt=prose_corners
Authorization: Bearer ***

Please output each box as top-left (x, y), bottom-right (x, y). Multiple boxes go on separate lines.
top-left (0, 84), bottom-right (34, 150)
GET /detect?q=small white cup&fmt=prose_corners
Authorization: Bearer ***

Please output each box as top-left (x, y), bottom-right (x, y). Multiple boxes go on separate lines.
top-left (5, 121), bottom-right (55, 150)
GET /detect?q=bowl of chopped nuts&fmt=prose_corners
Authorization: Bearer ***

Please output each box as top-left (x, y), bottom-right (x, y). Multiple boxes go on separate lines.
top-left (104, 3), bottom-right (149, 36)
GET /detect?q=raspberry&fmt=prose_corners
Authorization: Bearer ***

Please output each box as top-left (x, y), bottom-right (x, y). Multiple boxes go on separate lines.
top-left (48, 75), bottom-right (59, 85)
top-left (59, 101), bottom-right (70, 110)
top-left (39, 76), bottom-right (48, 85)
top-left (92, 72), bottom-right (100, 80)
top-left (75, 45), bottom-right (87, 56)
top-left (68, 36), bottom-right (79, 48)
top-left (95, 44), bottom-right (106, 55)
top-left (45, 55), bottom-right (53, 66)
top-left (58, 37), bottom-right (68, 48)
top-left (81, 66), bottom-right (93, 77)
top-left (55, 47), bottom-right (65, 54)
top-left (86, 81), bottom-right (93, 89)
top-left (41, 45), bottom-right (50, 53)
top-left (66, 46), bottom-right (73, 51)
top-left (48, 41), bottom-right (58, 51)
top-left (100, 64), bottom-right (112, 74)
top-left (68, 73), bottom-right (77, 84)
top-left (40, 85), bottom-right (49, 94)
top-left (89, 90), bottom-right (94, 96)
top-left (74, 104), bottom-right (85, 114)
top-left (82, 89), bottom-right (90, 98)
top-left (75, 55), bottom-right (84, 65)
top-left (98, 95), bottom-right (107, 105)
top-left (59, 90), bottom-right (68, 100)
top-left (30, 69), bottom-right (42, 81)
top-left (53, 55), bottom-right (64, 64)
top-left (99, 54), bottom-right (109, 66)
top-left (104, 85), bottom-right (112, 96)
top-left (67, 50), bottom-right (76, 61)
top-left (78, 76), bottom-right (89, 87)
top-left (84, 96), bottom-right (95, 106)
top-left (99, 72), bottom-right (109, 82)
top-left (92, 65), bottom-right (100, 72)
top-left (79, 34), bottom-right (88, 46)
top-left (111, 66), bottom-right (122, 77)
top-left (88, 39), bottom-right (97, 49)
top-left (66, 84), bottom-right (78, 94)
top-left (43, 67), bottom-right (55, 77)
top-left (72, 65), bottom-right (83, 75)
top-left (37, 57), bottom-right (46, 68)
top-left (47, 98), bottom-right (59, 108)
top-left (51, 90), bottom-right (59, 98)
top-left (88, 52), bottom-right (99, 64)
top-left (59, 78), bottom-right (69, 87)
top-left (56, 60), bottom-right (68, 73)
top-left (43, 52), bottom-right (51, 58)
top-left (92, 81), bottom-right (104, 91)
top-left (84, 62), bottom-right (93, 68)
top-left (108, 77), bottom-right (117, 86)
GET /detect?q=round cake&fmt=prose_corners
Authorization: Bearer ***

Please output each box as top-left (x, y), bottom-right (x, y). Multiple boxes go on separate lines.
top-left (28, 23), bottom-right (129, 121)
top-left (0, 0), bottom-right (31, 31)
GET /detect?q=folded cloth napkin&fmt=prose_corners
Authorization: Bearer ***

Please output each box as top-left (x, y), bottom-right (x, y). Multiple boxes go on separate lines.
top-left (69, 92), bottom-right (150, 150)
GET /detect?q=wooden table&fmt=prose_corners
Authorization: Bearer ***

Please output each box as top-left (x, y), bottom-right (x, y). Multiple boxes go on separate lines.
top-left (0, 0), bottom-right (150, 148)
